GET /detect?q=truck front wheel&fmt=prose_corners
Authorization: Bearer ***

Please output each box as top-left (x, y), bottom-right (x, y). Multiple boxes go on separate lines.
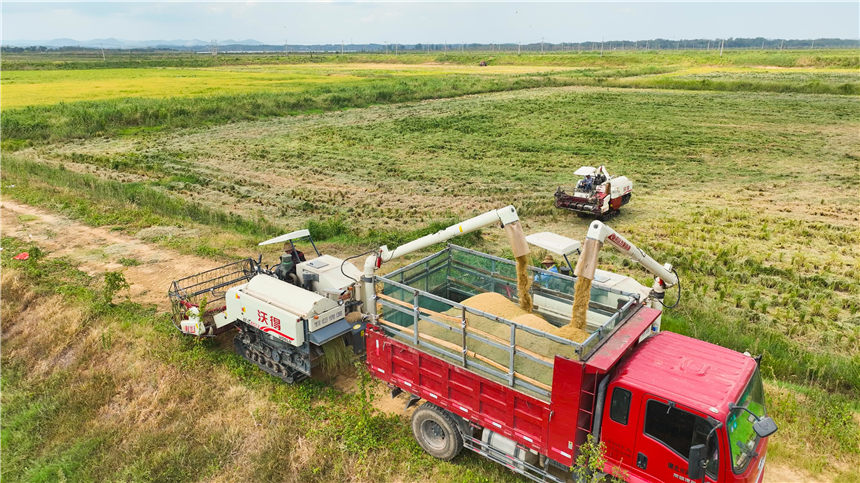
top-left (411, 402), bottom-right (464, 461)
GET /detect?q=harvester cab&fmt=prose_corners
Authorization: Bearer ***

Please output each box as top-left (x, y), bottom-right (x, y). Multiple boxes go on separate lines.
top-left (525, 231), bottom-right (581, 275)
top-left (258, 229), bottom-right (321, 287)
top-left (525, 229), bottom-right (670, 316)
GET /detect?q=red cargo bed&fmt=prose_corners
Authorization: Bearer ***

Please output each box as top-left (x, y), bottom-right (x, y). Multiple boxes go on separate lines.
top-left (365, 304), bottom-right (661, 467)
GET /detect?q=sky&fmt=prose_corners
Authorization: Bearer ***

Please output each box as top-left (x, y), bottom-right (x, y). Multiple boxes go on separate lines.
top-left (2, 2), bottom-right (858, 45)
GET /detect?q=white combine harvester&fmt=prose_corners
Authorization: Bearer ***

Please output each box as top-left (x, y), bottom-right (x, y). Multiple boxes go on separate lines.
top-left (554, 165), bottom-right (633, 220)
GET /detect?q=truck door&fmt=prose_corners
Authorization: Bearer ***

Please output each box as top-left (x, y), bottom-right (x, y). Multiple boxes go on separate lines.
top-left (636, 396), bottom-right (720, 482)
top-left (600, 384), bottom-right (643, 477)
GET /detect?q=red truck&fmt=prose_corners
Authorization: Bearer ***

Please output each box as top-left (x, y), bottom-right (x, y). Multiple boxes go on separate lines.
top-left (367, 244), bottom-right (776, 483)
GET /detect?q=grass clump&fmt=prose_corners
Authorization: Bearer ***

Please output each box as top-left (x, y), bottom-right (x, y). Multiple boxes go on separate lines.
top-left (118, 257), bottom-right (141, 266)
top-left (306, 216), bottom-right (351, 241)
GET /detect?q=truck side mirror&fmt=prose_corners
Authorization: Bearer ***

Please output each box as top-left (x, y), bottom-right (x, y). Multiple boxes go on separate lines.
top-left (687, 444), bottom-right (706, 480)
top-left (753, 416), bottom-right (778, 438)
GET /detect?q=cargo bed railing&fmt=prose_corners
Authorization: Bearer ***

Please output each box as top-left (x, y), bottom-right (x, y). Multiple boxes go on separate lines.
top-left (374, 245), bottom-right (640, 401)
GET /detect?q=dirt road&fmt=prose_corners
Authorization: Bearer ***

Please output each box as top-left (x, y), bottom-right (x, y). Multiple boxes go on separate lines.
top-left (2, 200), bottom-right (213, 310)
top-left (0, 200), bottom-right (812, 482)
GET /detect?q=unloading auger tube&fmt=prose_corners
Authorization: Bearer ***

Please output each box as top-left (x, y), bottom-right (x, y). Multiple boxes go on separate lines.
top-left (362, 205), bottom-right (523, 316)
top-left (577, 220), bottom-right (679, 302)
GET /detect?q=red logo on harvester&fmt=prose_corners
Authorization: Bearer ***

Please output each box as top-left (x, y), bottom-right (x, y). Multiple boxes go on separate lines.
top-left (607, 233), bottom-right (631, 251)
top-left (255, 310), bottom-right (289, 339)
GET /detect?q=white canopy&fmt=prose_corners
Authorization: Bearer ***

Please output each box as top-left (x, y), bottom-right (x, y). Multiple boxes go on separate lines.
top-left (258, 229), bottom-right (311, 246)
top-left (573, 166), bottom-right (597, 176)
top-left (526, 232), bottom-right (582, 256)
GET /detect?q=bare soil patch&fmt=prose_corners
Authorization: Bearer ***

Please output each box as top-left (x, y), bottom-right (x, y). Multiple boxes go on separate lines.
top-left (2, 200), bottom-right (212, 310)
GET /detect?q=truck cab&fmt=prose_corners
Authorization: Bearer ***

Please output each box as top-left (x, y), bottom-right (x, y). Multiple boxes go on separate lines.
top-left (600, 332), bottom-right (771, 483)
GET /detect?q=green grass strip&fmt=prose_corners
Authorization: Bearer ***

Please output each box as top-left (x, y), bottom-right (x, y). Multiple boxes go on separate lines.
top-left (662, 309), bottom-right (859, 395)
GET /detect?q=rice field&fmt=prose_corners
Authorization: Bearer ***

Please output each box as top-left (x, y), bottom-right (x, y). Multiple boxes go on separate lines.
top-left (2, 49), bottom-right (859, 482)
top-left (0, 63), bottom-right (580, 109)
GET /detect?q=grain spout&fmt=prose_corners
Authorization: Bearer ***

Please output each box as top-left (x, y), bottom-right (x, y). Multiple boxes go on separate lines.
top-left (560, 237), bottom-right (603, 340)
top-left (504, 221), bottom-right (533, 313)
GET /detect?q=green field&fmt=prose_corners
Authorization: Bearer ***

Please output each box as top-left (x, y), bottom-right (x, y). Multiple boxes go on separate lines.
top-left (3, 50), bottom-right (858, 147)
top-left (2, 50), bottom-right (859, 482)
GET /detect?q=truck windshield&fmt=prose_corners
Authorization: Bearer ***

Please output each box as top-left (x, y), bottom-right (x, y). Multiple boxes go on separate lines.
top-left (727, 368), bottom-right (766, 473)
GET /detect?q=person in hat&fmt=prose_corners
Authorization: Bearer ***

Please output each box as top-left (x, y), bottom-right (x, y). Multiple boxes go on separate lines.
top-left (535, 255), bottom-right (559, 283)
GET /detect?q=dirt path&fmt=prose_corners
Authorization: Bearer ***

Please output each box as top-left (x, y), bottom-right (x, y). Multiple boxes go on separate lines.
top-left (2, 200), bottom-right (213, 310)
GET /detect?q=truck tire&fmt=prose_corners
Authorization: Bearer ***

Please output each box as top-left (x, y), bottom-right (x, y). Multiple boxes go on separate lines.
top-left (411, 402), bottom-right (464, 461)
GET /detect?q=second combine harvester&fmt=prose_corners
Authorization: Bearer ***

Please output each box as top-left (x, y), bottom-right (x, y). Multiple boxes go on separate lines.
top-left (555, 165), bottom-right (633, 219)
top-left (169, 206), bottom-right (776, 483)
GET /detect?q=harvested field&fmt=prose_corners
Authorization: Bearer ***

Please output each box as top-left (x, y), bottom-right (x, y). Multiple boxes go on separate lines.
top-left (2, 50), bottom-right (858, 482)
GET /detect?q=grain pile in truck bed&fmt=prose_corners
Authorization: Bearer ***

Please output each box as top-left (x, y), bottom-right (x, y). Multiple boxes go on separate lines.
top-left (464, 292), bottom-right (589, 343)
top-left (460, 293), bottom-right (553, 331)
top-left (416, 292), bottom-right (582, 391)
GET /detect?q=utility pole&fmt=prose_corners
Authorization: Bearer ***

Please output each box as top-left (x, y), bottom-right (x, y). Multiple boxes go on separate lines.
top-left (811, 39), bottom-right (815, 49)
top-left (101, 45), bottom-right (106, 62)
top-left (517, 41), bottom-right (521, 55)
top-left (761, 40), bottom-right (765, 50)
top-left (284, 40), bottom-right (288, 56)
top-left (541, 37), bottom-right (544, 53)
top-left (707, 40), bottom-right (710, 51)
top-left (780, 39), bottom-right (784, 50)
top-left (719, 39), bottom-right (724, 57)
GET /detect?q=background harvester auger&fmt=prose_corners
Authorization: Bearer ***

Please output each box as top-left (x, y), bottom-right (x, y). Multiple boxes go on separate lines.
top-left (563, 219), bottom-right (680, 340)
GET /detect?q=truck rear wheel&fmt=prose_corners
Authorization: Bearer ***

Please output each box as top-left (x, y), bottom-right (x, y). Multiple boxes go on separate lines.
top-left (411, 402), bottom-right (463, 461)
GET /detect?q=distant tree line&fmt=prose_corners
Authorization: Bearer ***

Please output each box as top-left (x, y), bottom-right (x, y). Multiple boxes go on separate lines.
top-left (3, 37), bottom-right (858, 54)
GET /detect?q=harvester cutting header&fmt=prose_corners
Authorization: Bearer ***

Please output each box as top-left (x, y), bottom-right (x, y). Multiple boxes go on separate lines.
top-left (168, 205), bottom-right (775, 483)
